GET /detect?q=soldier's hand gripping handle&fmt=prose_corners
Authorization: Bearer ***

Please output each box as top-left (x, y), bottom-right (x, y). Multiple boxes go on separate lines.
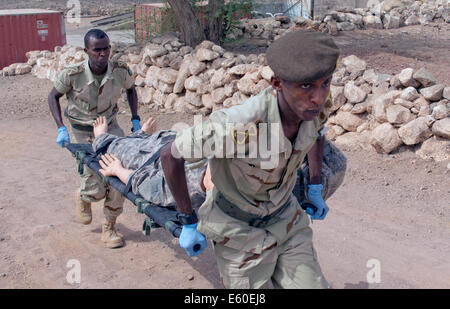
top-left (56, 126), bottom-right (70, 148)
top-left (307, 184), bottom-right (329, 220)
top-left (179, 223), bottom-right (207, 257)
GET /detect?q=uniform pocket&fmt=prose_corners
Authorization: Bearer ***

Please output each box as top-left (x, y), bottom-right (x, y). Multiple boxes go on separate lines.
top-left (229, 158), bottom-right (273, 193)
top-left (138, 176), bottom-right (165, 205)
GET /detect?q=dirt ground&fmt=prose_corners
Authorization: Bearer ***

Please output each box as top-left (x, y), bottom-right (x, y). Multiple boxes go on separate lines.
top-left (0, 22), bottom-right (449, 289)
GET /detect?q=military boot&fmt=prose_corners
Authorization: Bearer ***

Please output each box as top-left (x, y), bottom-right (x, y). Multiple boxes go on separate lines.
top-left (75, 190), bottom-right (92, 225)
top-left (101, 219), bottom-right (124, 249)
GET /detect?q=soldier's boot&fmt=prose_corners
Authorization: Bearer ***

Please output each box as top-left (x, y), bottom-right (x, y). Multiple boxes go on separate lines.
top-left (101, 219), bottom-right (124, 249)
top-left (75, 190), bottom-right (92, 225)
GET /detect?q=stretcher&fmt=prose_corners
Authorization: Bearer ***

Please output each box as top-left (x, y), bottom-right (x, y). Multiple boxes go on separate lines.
top-left (65, 142), bottom-right (326, 252)
top-left (66, 143), bottom-right (185, 239)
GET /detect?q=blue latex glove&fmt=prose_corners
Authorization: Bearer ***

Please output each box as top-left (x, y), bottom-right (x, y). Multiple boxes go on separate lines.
top-left (56, 126), bottom-right (70, 148)
top-left (179, 223), bottom-right (207, 257)
top-left (307, 184), bottom-right (329, 220)
top-left (131, 119), bottom-right (141, 132)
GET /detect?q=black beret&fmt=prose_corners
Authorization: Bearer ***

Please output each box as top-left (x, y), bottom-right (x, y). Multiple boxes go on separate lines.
top-left (266, 30), bottom-right (340, 83)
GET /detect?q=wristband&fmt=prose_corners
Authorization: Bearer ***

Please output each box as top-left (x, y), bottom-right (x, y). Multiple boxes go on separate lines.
top-left (177, 211), bottom-right (198, 226)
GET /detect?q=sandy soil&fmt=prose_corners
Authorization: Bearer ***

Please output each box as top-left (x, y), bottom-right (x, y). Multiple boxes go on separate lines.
top-left (0, 23), bottom-right (449, 289)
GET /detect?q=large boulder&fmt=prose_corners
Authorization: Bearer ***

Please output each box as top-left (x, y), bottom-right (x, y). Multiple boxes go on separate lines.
top-left (185, 90), bottom-right (203, 107)
top-left (144, 45), bottom-right (168, 58)
top-left (229, 64), bottom-right (257, 76)
top-left (334, 112), bottom-right (364, 132)
top-left (260, 66), bottom-right (274, 81)
top-left (381, 0), bottom-right (404, 12)
top-left (15, 64), bottom-right (32, 75)
top-left (405, 15), bottom-right (420, 26)
top-left (386, 105), bottom-right (414, 125)
top-left (420, 84), bottom-right (445, 101)
top-left (237, 77), bottom-right (256, 96)
top-left (443, 87), bottom-right (450, 100)
top-left (412, 68), bottom-right (438, 87)
top-left (363, 15), bottom-right (383, 29)
top-left (370, 123), bottom-right (403, 154)
top-left (145, 66), bottom-right (160, 88)
top-left (164, 93), bottom-right (178, 110)
top-left (399, 68), bottom-right (420, 88)
top-left (195, 48), bottom-right (219, 62)
top-left (398, 117), bottom-right (433, 145)
top-left (173, 58), bottom-right (191, 94)
top-left (210, 68), bottom-right (227, 89)
top-left (416, 137), bottom-right (450, 162)
top-left (344, 81), bottom-right (367, 104)
top-left (211, 87), bottom-right (228, 104)
top-left (400, 87), bottom-right (420, 101)
top-left (136, 87), bottom-right (154, 104)
top-left (432, 118), bottom-right (450, 139)
top-left (330, 85), bottom-right (347, 113)
top-left (189, 59), bottom-right (207, 75)
top-left (342, 55), bottom-right (367, 76)
top-left (184, 75), bottom-right (203, 91)
top-left (335, 132), bottom-right (361, 151)
top-left (383, 14), bottom-right (400, 29)
top-left (432, 105), bottom-right (449, 120)
top-left (373, 90), bottom-right (402, 122)
top-left (158, 68), bottom-right (179, 84)
top-left (201, 94), bottom-right (214, 109)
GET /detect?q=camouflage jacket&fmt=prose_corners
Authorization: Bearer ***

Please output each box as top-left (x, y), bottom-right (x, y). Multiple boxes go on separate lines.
top-left (92, 129), bottom-right (207, 208)
top-left (54, 60), bottom-right (134, 126)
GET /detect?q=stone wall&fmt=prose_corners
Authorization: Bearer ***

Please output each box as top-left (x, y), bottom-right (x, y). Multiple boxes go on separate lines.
top-left (2, 33), bottom-right (449, 162)
top-left (313, 0), bottom-right (369, 20)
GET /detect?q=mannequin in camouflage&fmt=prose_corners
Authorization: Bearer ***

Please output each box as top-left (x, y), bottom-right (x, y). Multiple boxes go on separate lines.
top-left (92, 116), bottom-right (211, 209)
top-left (92, 116), bottom-right (345, 217)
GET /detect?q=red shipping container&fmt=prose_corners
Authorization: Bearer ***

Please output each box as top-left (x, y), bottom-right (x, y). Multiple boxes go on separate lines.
top-left (0, 9), bottom-right (66, 69)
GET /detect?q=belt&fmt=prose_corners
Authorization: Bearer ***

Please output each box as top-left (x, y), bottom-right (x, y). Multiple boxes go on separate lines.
top-left (70, 119), bottom-right (114, 132)
top-left (214, 191), bottom-right (291, 228)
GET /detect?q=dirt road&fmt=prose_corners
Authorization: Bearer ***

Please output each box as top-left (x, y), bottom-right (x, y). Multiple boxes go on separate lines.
top-left (0, 73), bottom-right (449, 289)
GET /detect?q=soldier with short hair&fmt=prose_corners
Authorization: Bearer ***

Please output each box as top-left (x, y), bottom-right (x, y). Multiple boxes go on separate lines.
top-left (48, 29), bottom-right (141, 248)
top-left (160, 30), bottom-right (344, 288)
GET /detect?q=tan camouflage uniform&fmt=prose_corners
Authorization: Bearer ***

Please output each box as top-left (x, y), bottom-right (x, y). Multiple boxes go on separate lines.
top-left (54, 59), bottom-right (134, 221)
top-left (92, 130), bottom-right (207, 209)
top-left (174, 86), bottom-right (335, 289)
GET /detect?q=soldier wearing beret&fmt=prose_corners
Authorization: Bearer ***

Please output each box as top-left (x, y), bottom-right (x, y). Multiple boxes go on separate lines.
top-left (160, 30), bottom-right (342, 288)
top-left (48, 29), bottom-right (141, 248)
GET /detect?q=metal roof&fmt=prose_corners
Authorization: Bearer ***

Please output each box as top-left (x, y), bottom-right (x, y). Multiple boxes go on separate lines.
top-left (0, 9), bottom-right (62, 16)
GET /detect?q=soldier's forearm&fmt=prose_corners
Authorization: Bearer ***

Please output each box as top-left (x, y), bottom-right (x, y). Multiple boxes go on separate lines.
top-left (48, 90), bottom-right (65, 128)
top-left (115, 167), bottom-right (133, 184)
top-left (161, 142), bottom-right (193, 215)
top-left (307, 136), bottom-right (325, 185)
top-left (126, 87), bottom-right (138, 118)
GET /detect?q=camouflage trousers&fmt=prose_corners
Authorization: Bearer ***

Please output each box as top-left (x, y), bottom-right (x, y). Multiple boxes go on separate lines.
top-left (197, 141), bottom-right (346, 289)
top-left (70, 119), bottom-right (125, 222)
top-left (198, 191), bottom-right (329, 289)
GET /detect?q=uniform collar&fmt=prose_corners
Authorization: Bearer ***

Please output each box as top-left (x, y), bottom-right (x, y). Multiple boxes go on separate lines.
top-left (84, 60), bottom-right (115, 87)
top-left (266, 87), bottom-right (319, 155)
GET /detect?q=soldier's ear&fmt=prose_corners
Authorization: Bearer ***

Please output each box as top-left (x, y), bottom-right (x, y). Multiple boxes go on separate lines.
top-left (271, 76), bottom-right (282, 91)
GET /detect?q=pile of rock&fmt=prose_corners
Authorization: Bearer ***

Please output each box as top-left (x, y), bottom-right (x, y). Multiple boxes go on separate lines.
top-left (1, 46), bottom-right (88, 79)
top-left (2, 35), bottom-right (448, 161)
top-left (229, 0), bottom-right (449, 42)
top-left (326, 55), bottom-right (449, 161)
top-left (319, 0), bottom-right (449, 34)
